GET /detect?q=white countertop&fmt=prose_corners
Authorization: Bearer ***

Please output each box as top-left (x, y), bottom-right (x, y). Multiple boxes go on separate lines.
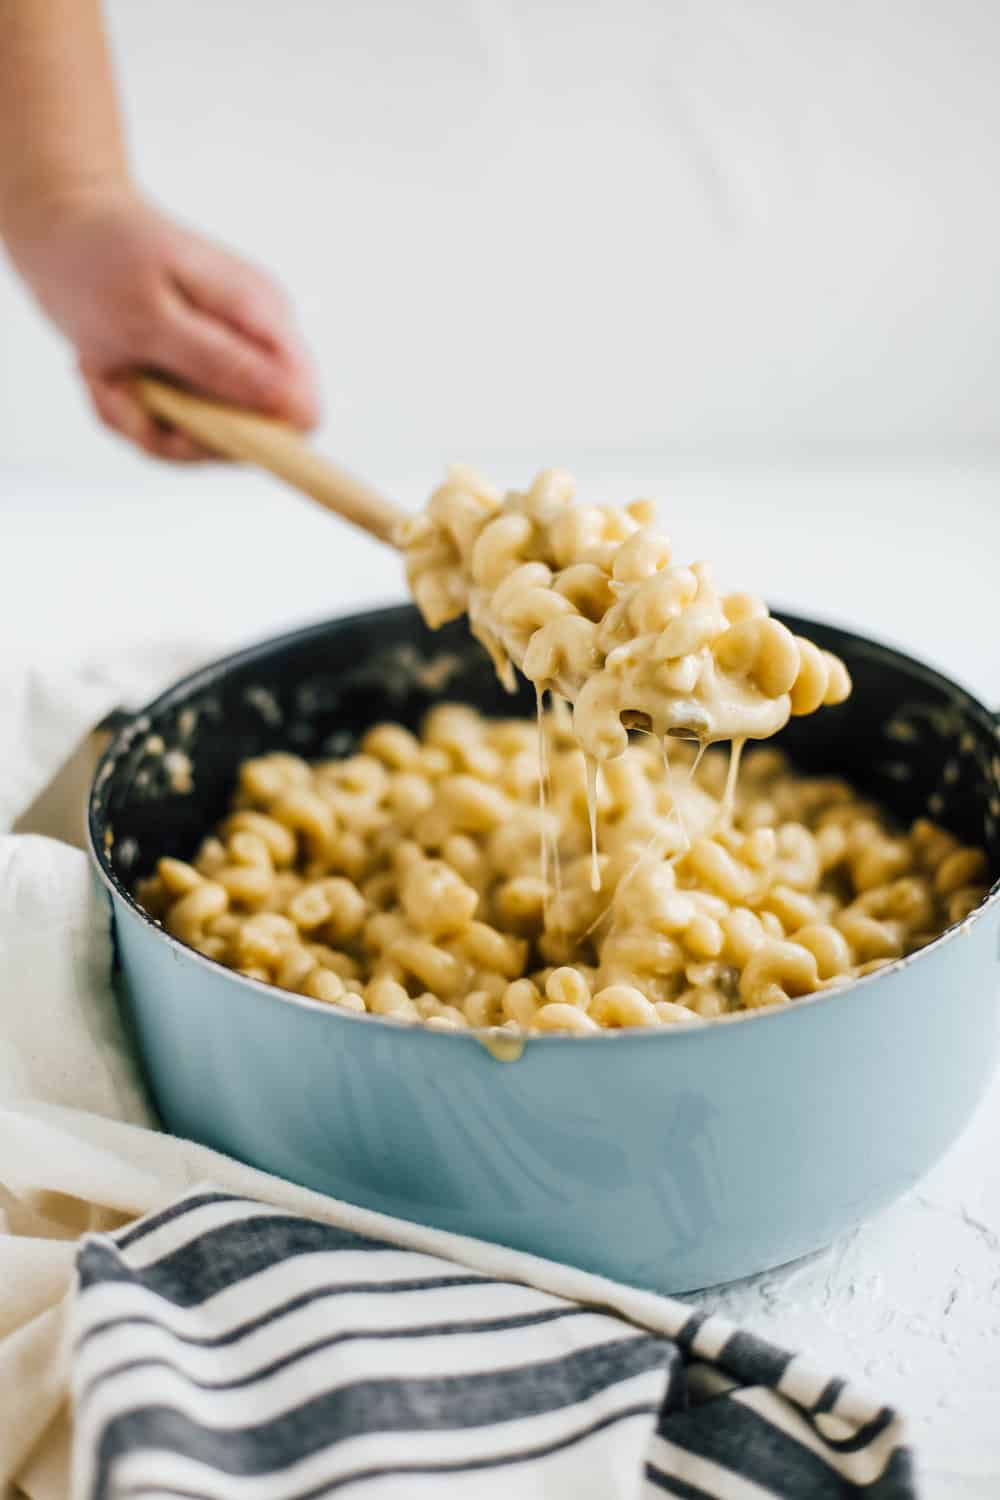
top-left (3, 455), bottom-right (999, 1496)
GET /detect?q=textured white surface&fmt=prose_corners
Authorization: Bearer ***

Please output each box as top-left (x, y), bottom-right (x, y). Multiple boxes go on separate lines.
top-left (703, 1097), bottom-right (1000, 1499)
top-left (3, 457), bottom-right (999, 1497)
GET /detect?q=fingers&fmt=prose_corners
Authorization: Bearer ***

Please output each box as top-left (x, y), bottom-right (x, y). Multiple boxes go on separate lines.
top-left (74, 209), bottom-right (322, 462)
top-left (81, 366), bottom-right (212, 462)
top-left (173, 239), bottom-right (292, 346)
top-left (151, 282), bottom-right (321, 432)
top-left (170, 248), bottom-right (321, 430)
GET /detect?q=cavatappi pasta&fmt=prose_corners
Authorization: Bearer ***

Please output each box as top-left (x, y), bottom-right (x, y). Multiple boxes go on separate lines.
top-left (401, 468), bottom-right (852, 762)
top-left (134, 706), bottom-right (990, 1033)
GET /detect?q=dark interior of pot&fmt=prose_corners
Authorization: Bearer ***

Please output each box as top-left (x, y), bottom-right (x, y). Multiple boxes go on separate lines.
top-left (90, 607), bottom-right (1000, 902)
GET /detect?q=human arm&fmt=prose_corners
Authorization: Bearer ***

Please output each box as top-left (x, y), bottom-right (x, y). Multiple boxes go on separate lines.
top-left (0, 0), bottom-right (320, 459)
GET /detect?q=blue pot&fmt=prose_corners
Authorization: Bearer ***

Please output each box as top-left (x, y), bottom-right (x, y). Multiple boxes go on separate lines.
top-left (89, 607), bottom-right (1000, 1293)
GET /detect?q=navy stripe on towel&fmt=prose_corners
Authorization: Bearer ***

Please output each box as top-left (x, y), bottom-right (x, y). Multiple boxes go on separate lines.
top-left (80, 1216), bottom-right (400, 1306)
top-left (75, 1272), bottom-right (503, 1352)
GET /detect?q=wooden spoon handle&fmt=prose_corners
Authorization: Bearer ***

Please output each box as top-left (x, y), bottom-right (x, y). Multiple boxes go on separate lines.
top-left (135, 375), bottom-right (406, 547)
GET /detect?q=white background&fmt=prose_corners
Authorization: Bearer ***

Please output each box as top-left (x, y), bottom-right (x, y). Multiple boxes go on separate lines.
top-left (1, 5), bottom-right (999, 1493)
top-left (3, 0), bottom-right (1000, 471)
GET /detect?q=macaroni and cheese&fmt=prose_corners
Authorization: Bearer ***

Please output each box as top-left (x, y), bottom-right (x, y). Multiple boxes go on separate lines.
top-left (135, 706), bottom-right (989, 1032)
top-left (402, 467), bottom-right (851, 762)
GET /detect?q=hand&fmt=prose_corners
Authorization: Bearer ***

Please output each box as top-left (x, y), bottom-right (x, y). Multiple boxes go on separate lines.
top-left (7, 187), bottom-right (321, 460)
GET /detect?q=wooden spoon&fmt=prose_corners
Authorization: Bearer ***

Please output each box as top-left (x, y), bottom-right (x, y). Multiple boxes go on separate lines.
top-left (135, 375), bottom-right (406, 547)
top-left (134, 379), bottom-right (661, 737)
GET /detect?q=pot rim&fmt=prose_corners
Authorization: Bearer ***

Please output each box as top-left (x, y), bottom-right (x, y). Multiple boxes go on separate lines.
top-left (87, 604), bottom-right (1000, 1048)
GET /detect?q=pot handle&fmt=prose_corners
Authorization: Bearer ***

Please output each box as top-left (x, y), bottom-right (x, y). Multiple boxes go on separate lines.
top-left (12, 705), bottom-right (135, 850)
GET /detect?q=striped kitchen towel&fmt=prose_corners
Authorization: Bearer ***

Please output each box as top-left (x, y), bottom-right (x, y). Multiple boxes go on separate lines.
top-left (72, 1191), bottom-right (915, 1500)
